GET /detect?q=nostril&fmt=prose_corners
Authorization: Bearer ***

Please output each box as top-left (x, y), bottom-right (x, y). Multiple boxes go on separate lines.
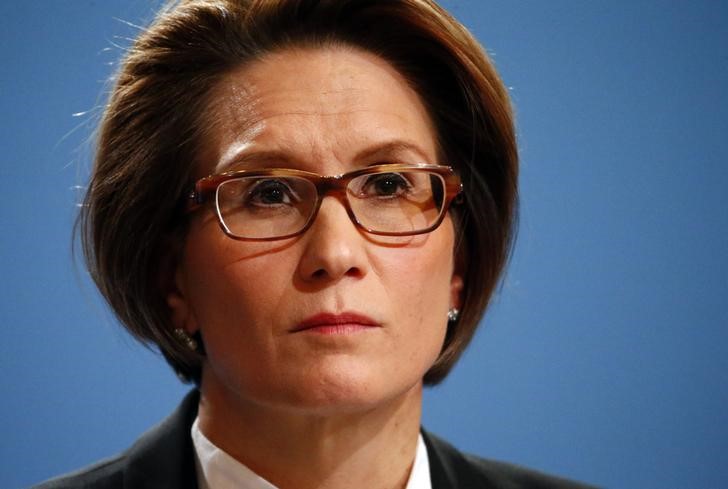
top-left (304, 263), bottom-right (363, 283)
top-left (312, 268), bottom-right (328, 279)
top-left (344, 265), bottom-right (363, 278)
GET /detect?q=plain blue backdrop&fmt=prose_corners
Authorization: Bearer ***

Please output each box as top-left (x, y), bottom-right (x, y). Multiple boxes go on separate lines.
top-left (2, 1), bottom-right (727, 488)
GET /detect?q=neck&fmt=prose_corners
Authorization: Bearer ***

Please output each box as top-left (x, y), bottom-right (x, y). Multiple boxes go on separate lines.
top-left (197, 376), bottom-right (424, 489)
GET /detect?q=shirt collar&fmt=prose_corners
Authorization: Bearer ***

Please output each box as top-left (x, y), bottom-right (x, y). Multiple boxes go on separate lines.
top-left (191, 416), bottom-right (432, 489)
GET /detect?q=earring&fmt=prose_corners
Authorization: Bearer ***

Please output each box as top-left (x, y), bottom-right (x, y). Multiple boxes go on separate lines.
top-left (174, 328), bottom-right (198, 352)
top-left (447, 308), bottom-right (460, 322)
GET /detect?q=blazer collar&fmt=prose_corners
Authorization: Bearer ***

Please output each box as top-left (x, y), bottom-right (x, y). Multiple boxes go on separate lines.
top-left (423, 429), bottom-right (485, 488)
top-left (123, 390), bottom-right (200, 489)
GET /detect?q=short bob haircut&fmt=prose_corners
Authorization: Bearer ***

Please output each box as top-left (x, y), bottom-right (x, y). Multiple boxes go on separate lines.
top-left (81, 0), bottom-right (518, 385)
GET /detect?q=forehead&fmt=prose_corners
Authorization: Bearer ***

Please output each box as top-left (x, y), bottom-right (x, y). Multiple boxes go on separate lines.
top-left (198, 45), bottom-right (439, 176)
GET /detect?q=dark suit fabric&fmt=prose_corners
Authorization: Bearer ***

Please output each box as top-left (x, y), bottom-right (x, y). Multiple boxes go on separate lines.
top-left (32, 390), bottom-right (595, 489)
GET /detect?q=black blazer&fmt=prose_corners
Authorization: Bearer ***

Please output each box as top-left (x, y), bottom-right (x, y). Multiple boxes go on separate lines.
top-left (33, 391), bottom-right (596, 489)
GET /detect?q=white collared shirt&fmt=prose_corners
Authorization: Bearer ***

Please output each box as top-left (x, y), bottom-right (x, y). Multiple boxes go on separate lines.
top-left (191, 417), bottom-right (432, 489)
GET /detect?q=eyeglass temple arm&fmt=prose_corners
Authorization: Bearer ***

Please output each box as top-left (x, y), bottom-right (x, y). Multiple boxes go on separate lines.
top-left (186, 187), bottom-right (205, 213)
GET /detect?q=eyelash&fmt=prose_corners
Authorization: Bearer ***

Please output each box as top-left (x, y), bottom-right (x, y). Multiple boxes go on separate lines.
top-left (244, 179), bottom-right (299, 206)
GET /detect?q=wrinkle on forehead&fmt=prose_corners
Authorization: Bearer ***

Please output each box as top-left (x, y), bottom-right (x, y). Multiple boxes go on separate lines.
top-left (197, 80), bottom-right (264, 176)
top-left (199, 45), bottom-right (438, 175)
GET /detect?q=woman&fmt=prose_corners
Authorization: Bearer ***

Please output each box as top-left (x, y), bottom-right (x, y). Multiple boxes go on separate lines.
top-left (36, 1), bottom-right (593, 488)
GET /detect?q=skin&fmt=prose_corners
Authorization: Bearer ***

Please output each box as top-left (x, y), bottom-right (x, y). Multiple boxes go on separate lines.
top-left (168, 45), bottom-right (463, 489)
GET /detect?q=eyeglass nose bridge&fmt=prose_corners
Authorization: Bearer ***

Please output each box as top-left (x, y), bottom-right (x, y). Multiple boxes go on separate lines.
top-left (299, 174), bottom-right (365, 235)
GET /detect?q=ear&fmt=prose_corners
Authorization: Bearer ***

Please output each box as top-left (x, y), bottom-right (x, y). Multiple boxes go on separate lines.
top-left (167, 269), bottom-right (200, 335)
top-left (449, 272), bottom-right (464, 311)
top-left (158, 239), bottom-right (199, 335)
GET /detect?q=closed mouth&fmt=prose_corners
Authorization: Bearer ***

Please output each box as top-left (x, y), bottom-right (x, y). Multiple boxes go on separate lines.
top-left (291, 312), bottom-right (381, 334)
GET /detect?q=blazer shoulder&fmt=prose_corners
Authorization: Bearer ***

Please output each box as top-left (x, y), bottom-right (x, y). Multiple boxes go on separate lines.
top-left (29, 390), bottom-right (201, 489)
top-left (29, 454), bottom-right (126, 489)
top-left (423, 430), bottom-right (599, 489)
top-left (461, 453), bottom-right (598, 489)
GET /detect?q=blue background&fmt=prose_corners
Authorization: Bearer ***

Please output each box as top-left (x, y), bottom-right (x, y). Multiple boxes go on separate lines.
top-left (2, 1), bottom-right (727, 488)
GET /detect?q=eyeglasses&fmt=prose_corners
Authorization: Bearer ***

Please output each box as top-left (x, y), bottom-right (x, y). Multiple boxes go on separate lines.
top-left (187, 164), bottom-right (463, 241)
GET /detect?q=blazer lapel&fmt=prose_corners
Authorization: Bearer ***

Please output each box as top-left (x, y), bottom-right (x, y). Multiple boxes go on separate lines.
top-left (423, 429), bottom-right (461, 488)
top-left (423, 429), bottom-right (491, 489)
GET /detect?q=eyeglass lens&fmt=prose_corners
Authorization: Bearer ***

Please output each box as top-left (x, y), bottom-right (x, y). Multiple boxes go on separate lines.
top-left (215, 171), bottom-right (446, 239)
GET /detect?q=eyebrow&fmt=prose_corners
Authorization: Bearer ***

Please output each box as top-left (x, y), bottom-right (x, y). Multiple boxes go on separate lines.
top-left (215, 139), bottom-right (434, 174)
top-left (216, 150), bottom-right (295, 173)
top-left (352, 141), bottom-right (434, 165)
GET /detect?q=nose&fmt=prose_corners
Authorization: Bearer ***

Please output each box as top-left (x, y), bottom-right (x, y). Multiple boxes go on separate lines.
top-left (296, 195), bottom-right (368, 283)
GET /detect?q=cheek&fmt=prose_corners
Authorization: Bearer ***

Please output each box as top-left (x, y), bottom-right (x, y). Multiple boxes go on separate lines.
top-left (373, 228), bottom-right (455, 352)
top-left (380, 223), bottom-right (455, 303)
top-left (181, 232), bottom-right (298, 394)
top-left (181, 222), bottom-right (293, 334)
top-left (383, 253), bottom-right (450, 315)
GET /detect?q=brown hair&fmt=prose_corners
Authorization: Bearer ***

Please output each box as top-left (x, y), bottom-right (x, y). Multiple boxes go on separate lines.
top-left (81, 0), bottom-right (518, 385)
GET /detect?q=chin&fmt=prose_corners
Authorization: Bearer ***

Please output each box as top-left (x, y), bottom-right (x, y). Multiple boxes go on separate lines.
top-left (273, 362), bottom-right (425, 416)
top-left (204, 352), bottom-right (431, 417)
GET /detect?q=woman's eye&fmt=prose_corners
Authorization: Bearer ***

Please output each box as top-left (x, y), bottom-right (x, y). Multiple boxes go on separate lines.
top-left (245, 179), bottom-right (296, 206)
top-left (363, 173), bottom-right (412, 198)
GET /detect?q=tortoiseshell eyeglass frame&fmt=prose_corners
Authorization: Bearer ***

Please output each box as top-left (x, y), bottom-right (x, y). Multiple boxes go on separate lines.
top-left (186, 163), bottom-right (463, 241)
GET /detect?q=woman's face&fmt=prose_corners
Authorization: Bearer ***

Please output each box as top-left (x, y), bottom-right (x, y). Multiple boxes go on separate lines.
top-left (169, 46), bottom-right (463, 415)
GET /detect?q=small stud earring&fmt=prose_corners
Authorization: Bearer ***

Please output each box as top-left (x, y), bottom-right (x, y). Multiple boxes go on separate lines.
top-left (447, 308), bottom-right (460, 322)
top-left (174, 328), bottom-right (198, 352)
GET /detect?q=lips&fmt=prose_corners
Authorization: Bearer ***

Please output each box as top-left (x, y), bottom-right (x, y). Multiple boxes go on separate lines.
top-left (291, 312), bottom-right (380, 334)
